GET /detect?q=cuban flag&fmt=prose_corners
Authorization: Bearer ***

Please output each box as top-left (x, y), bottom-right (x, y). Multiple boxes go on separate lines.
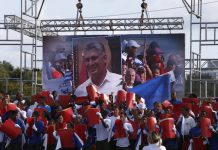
top-left (64, 69), bottom-right (72, 82)
top-left (73, 132), bottom-right (84, 149)
top-left (135, 129), bottom-right (142, 150)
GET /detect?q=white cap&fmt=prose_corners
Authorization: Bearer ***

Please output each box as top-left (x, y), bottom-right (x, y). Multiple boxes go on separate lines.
top-left (127, 40), bottom-right (140, 48)
top-left (137, 103), bottom-right (146, 110)
top-left (121, 40), bottom-right (128, 51)
top-left (55, 53), bottom-right (66, 61)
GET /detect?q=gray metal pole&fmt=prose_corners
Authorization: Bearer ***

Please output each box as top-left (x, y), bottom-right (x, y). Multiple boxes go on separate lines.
top-left (34, 0), bottom-right (37, 94)
top-left (205, 81), bottom-right (207, 98)
top-left (199, 0), bottom-right (202, 97)
top-left (20, 0), bottom-right (23, 93)
top-left (5, 78), bottom-right (8, 93)
top-left (190, 0), bottom-right (193, 93)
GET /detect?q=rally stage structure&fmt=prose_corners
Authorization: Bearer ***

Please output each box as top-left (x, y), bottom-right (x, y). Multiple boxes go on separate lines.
top-left (0, 0), bottom-right (218, 98)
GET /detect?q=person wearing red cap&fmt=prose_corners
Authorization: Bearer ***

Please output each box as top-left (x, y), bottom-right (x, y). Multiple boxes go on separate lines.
top-left (74, 40), bottom-right (122, 97)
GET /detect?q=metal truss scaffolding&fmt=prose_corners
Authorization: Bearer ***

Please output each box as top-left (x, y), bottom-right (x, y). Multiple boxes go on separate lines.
top-left (40, 17), bottom-right (184, 34)
top-left (0, 0), bottom-right (45, 95)
top-left (183, 0), bottom-right (218, 97)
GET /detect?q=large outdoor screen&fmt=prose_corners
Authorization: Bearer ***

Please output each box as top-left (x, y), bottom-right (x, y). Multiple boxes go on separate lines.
top-left (43, 34), bottom-right (185, 99)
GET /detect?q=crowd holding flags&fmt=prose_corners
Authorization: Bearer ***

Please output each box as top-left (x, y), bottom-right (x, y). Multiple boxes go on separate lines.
top-left (0, 74), bottom-right (218, 150)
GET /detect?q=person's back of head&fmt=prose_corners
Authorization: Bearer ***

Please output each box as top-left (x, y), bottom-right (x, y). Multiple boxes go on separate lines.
top-left (147, 131), bottom-right (161, 144)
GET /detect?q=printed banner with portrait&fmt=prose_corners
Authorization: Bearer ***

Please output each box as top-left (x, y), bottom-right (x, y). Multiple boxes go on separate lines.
top-left (43, 34), bottom-right (185, 99)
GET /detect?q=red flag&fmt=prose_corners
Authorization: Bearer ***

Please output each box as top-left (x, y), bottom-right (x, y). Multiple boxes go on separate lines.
top-left (47, 125), bottom-right (56, 145)
top-left (58, 107), bottom-right (74, 123)
top-left (129, 120), bottom-right (138, 140)
top-left (39, 91), bottom-right (55, 106)
top-left (86, 108), bottom-right (100, 126)
top-left (192, 137), bottom-right (206, 150)
top-left (159, 114), bottom-right (172, 120)
top-left (116, 90), bottom-right (126, 106)
top-left (126, 92), bottom-right (135, 109)
top-left (27, 117), bottom-right (34, 126)
top-left (0, 119), bottom-right (22, 139)
top-left (26, 117), bottom-right (35, 137)
top-left (201, 101), bottom-right (210, 107)
top-left (159, 118), bottom-right (176, 140)
top-left (200, 118), bottom-right (212, 138)
top-left (34, 107), bottom-right (47, 117)
top-left (77, 105), bottom-right (91, 116)
top-left (182, 98), bottom-right (199, 105)
top-left (58, 95), bottom-right (71, 109)
top-left (58, 129), bottom-right (75, 148)
top-left (98, 94), bottom-right (109, 103)
top-left (147, 117), bottom-right (157, 132)
top-left (201, 106), bottom-right (213, 119)
top-left (192, 105), bottom-right (200, 116)
top-left (86, 85), bottom-right (98, 101)
top-left (74, 96), bottom-right (89, 105)
top-left (6, 103), bottom-right (17, 112)
top-left (74, 124), bottom-right (87, 143)
top-left (113, 119), bottom-right (126, 138)
top-left (173, 103), bottom-right (192, 120)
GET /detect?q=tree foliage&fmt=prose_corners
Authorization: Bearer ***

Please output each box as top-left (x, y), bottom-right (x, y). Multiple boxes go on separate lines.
top-left (0, 60), bottom-right (42, 97)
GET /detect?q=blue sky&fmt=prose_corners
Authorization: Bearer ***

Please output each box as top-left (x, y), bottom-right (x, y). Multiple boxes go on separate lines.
top-left (0, 0), bottom-right (218, 67)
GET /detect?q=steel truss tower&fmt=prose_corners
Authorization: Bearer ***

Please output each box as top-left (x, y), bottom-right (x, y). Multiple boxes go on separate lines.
top-left (183, 0), bottom-right (218, 97)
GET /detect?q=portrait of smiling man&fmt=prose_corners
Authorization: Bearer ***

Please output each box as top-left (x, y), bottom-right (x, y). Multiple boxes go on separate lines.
top-left (74, 37), bottom-right (123, 97)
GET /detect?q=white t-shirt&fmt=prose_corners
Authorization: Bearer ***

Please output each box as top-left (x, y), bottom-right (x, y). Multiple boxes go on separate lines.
top-left (143, 143), bottom-right (166, 150)
top-left (181, 116), bottom-right (196, 135)
top-left (95, 118), bottom-right (111, 141)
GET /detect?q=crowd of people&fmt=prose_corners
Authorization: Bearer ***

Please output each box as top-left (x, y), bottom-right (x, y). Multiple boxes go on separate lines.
top-left (0, 89), bottom-right (218, 150)
top-left (0, 40), bottom-right (217, 150)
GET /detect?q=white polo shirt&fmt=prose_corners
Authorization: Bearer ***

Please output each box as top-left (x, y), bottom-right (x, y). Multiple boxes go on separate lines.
top-left (74, 70), bottom-right (122, 97)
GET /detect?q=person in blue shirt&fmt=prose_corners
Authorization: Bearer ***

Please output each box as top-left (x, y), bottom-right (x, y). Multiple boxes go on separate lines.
top-left (189, 117), bottom-right (206, 150)
top-left (170, 91), bottom-right (181, 105)
top-left (27, 111), bottom-right (45, 150)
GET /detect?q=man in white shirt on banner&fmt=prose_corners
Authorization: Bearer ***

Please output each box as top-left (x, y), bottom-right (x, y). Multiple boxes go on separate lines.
top-left (75, 40), bottom-right (122, 97)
